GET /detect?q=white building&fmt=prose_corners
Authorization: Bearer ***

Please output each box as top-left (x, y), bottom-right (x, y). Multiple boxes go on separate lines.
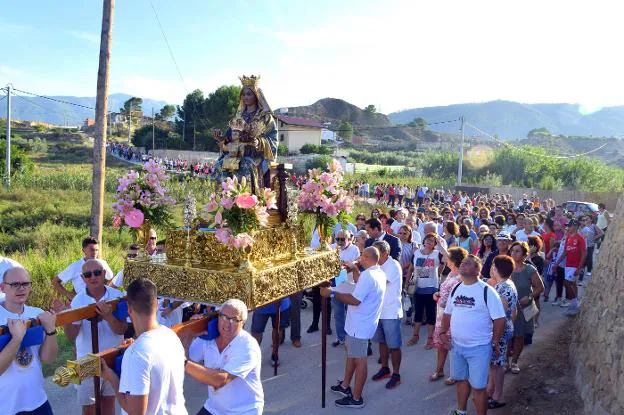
top-left (276, 115), bottom-right (323, 153)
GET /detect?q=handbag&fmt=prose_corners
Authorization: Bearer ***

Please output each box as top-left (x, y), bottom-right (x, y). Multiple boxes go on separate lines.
top-left (406, 279), bottom-right (417, 296)
top-left (402, 294), bottom-right (412, 311)
top-left (522, 301), bottom-right (539, 321)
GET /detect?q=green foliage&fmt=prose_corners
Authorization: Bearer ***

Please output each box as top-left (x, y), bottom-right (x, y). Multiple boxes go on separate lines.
top-left (277, 144), bottom-right (289, 155)
top-left (0, 141), bottom-right (34, 178)
top-left (349, 150), bottom-right (421, 167)
top-left (527, 127), bottom-right (551, 138)
top-left (300, 144), bottom-right (333, 155)
top-left (337, 121), bottom-right (353, 142)
top-left (305, 155), bottom-right (334, 170)
top-left (132, 125), bottom-right (171, 151)
top-left (363, 105), bottom-right (376, 116)
top-left (157, 104), bottom-right (176, 121)
top-left (408, 117), bottom-right (428, 129)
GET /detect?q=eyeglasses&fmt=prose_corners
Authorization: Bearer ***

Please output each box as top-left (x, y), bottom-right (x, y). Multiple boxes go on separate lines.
top-left (149, 237), bottom-right (157, 240)
top-left (82, 269), bottom-right (104, 279)
top-left (218, 312), bottom-right (242, 324)
top-left (127, 253), bottom-right (138, 258)
top-left (4, 281), bottom-right (32, 289)
top-left (356, 217), bottom-right (366, 221)
top-left (335, 237), bottom-right (346, 242)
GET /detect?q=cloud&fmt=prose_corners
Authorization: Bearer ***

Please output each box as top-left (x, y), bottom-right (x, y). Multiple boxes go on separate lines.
top-left (68, 31), bottom-right (101, 44)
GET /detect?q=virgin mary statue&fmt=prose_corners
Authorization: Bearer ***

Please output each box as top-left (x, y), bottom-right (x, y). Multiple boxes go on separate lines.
top-left (210, 75), bottom-right (278, 194)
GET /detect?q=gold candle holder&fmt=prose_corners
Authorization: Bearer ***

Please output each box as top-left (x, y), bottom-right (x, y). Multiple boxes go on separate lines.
top-left (52, 353), bottom-right (102, 387)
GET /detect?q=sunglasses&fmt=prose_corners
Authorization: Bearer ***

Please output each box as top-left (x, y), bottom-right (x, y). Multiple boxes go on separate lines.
top-left (4, 281), bottom-right (32, 289)
top-left (218, 312), bottom-right (242, 324)
top-left (356, 217), bottom-right (366, 221)
top-left (335, 237), bottom-right (346, 242)
top-left (82, 269), bottom-right (104, 279)
top-left (127, 253), bottom-right (138, 258)
top-left (149, 237), bottom-right (157, 240)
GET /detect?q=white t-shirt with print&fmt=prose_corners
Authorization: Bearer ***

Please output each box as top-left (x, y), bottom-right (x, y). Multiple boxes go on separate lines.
top-left (0, 304), bottom-right (48, 414)
top-left (119, 326), bottom-right (187, 415)
top-left (412, 249), bottom-right (440, 290)
top-left (70, 286), bottom-right (124, 359)
top-left (344, 265), bottom-right (386, 339)
top-left (58, 258), bottom-right (114, 293)
top-left (380, 258), bottom-right (403, 319)
top-left (444, 280), bottom-right (506, 347)
top-left (189, 330), bottom-right (263, 415)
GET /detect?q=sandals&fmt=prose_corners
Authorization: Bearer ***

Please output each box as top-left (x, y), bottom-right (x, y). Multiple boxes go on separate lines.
top-left (510, 362), bottom-right (520, 374)
top-left (429, 371), bottom-right (445, 381)
top-left (407, 334), bottom-right (420, 346)
top-left (444, 377), bottom-right (456, 386)
top-left (425, 336), bottom-right (434, 350)
top-left (488, 399), bottom-right (507, 409)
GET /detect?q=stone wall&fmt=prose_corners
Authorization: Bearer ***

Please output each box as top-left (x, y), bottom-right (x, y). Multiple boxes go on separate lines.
top-left (570, 195), bottom-right (624, 414)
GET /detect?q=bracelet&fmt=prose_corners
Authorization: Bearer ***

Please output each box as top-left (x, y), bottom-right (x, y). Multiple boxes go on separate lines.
top-left (45, 329), bottom-right (57, 336)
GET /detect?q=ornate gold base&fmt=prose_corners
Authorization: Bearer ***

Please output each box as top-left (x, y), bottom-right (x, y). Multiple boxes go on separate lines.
top-left (52, 353), bottom-right (101, 387)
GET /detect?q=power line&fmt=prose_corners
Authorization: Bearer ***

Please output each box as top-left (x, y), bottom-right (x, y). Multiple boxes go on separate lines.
top-left (13, 92), bottom-right (85, 124)
top-left (12, 87), bottom-right (96, 111)
top-left (465, 122), bottom-right (609, 159)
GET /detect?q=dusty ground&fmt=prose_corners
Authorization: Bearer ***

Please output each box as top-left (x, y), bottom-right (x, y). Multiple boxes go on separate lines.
top-left (502, 318), bottom-right (584, 414)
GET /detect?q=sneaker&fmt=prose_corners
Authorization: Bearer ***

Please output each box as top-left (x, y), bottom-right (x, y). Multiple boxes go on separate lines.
top-left (450, 410), bottom-right (467, 415)
top-left (332, 339), bottom-right (345, 347)
top-left (560, 299), bottom-right (570, 308)
top-left (385, 373), bottom-right (401, 389)
top-left (335, 396), bottom-right (365, 409)
top-left (551, 298), bottom-right (561, 306)
top-left (372, 367), bottom-right (391, 381)
top-left (330, 380), bottom-right (352, 397)
top-left (586, 272), bottom-right (592, 277)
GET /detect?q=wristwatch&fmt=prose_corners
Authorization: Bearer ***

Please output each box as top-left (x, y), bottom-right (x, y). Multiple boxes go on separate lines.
top-left (45, 329), bottom-right (57, 336)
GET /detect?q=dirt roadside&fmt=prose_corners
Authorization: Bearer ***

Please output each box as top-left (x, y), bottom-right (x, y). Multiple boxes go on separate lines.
top-left (502, 318), bottom-right (584, 414)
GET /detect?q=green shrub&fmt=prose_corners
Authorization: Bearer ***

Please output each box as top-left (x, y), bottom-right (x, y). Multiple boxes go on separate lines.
top-left (300, 144), bottom-right (333, 155)
top-left (278, 144), bottom-right (289, 155)
top-left (305, 155), bottom-right (334, 170)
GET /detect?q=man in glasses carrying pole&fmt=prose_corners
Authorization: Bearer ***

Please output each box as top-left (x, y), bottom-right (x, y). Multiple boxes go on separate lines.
top-left (180, 299), bottom-right (264, 415)
top-left (62, 259), bottom-right (127, 415)
top-left (0, 267), bottom-right (58, 415)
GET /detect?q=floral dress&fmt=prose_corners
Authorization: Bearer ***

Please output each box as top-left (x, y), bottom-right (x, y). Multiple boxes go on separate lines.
top-left (491, 279), bottom-right (518, 366)
top-left (433, 272), bottom-right (462, 350)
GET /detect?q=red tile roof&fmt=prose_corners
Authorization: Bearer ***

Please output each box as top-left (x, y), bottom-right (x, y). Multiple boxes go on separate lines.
top-left (277, 115), bottom-right (324, 129)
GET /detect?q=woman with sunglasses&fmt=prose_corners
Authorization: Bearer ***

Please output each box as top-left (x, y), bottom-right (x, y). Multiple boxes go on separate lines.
top-left (478, 233), bottom-right (498, 280)
top-left (509, 241), bottom-right (544, 374)
top-left (407, 233), bottom-right (448, 349)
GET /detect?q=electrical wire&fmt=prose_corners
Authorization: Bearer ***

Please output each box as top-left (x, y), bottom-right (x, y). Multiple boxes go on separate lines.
top-left (12, 88), bottom-right (96, 111)
top-left (465, 122), bottom-right (609, 159)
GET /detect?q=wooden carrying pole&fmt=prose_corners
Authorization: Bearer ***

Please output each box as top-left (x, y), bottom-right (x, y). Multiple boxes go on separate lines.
top-left (90, 318), bottom-right (102, 415)
top-left (321, 293), bottom-right (327, 408)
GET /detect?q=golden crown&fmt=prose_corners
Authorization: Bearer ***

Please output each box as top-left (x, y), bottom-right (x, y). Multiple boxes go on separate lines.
top-left (239, 75), bottom-right (260, 89)
top-left (229, 117), bottom-right (246, 131)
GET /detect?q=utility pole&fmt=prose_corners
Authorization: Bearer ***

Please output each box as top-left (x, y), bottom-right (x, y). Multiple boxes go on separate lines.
top-left (193, 120), bottom-right (196, 151)
top-left (152, 107), bottom-right (155, 156)
top-left (182, 113), bottom-right (186, 146)
top-left (457, 115), bottom-right (464, 186)
top-left (127, 102), bottom-right (132, 144)
top-left (90, 0), bottom-right (115, 246)
top-left (5, 85), bottom-right (11, 188)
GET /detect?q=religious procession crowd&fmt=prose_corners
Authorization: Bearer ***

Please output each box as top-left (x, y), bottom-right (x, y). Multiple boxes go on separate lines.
top-left (108, 143), bottom-right (215, 176)
top-left (0, 187), bottom-right (611, 414)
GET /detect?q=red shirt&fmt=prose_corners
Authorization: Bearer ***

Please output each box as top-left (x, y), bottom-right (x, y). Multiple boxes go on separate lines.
top-left (541, 231), bottom-right (556, 254)
top-left (564, 233), bottom-right (586, 268)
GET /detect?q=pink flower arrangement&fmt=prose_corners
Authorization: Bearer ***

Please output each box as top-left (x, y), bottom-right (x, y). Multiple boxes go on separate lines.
top-left (296, 159), bottom-right (354, 229)
top-left (202, 176), bottom-right (277, 249)
top-left (112, 160), bottom-right (176, 230)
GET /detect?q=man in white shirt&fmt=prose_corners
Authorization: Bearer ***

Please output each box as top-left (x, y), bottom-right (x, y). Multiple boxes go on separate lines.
top-left (52, 236), bottom-right (114, 301)
top-left (101, 277), bottom-right (187, 415)
top-left (63, 259), bottom-right (127, 415)
top-left (332, 230), bottom-right (361, 347)
top-left (440, 255), bottom-right (506, 415)
top-left (390, 209), bottom-right (406, 235)
top-left (182, 299), bottom-right (263, 415)
top-left (0, 267), bottom-right (58, 415)
top-left (321, 247), bottom-right (386, 409)
top-left (0, 255), bottom-right (22, 303)
top-left (370, 241), bottom-right (403, 389)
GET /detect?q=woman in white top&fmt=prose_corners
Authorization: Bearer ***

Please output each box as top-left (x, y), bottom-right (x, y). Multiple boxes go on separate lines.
top-left (406, 233), bottom-right (448, 349)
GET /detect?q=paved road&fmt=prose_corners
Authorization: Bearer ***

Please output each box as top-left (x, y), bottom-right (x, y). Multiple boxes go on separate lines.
top-left (45, 284), bottom-right (579, 415)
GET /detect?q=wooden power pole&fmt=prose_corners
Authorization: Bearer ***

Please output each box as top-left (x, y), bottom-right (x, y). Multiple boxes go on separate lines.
top-left (90, 0), bottom-right (115, 244)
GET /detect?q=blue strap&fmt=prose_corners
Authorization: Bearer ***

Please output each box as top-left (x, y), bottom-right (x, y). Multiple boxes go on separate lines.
top-left (199, 317), bottom-right (220, 340)
top-left (112, 299), bottom-right (129, 321)
top-left (0, 325), bottom-right (45, 351)
top-left (114, 350), bottom-right (125, 377)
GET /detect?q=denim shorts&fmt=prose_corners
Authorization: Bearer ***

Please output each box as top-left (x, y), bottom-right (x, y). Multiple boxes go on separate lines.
top-left (450, 341), bottom-right (492, 389)
top-left (346, 334), bottom-right (369, 358)
top-left (372, 318), bottom-right (402, 349)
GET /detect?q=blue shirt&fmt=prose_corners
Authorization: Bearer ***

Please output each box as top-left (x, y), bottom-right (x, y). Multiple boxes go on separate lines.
top-left (256, 298), bottom-right (291, 314)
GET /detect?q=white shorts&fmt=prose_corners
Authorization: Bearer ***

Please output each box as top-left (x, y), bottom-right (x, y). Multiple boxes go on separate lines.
top-left (564, 267), bottom-right (578, 282)
top-left (77, 377), bottom-right (115, 406)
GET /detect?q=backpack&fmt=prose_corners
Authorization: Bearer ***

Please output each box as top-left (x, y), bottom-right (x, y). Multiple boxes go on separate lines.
top-left (450, 282), bottom-right (488, 306)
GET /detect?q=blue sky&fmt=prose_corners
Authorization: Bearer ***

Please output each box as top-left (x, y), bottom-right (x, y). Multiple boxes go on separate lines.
top-left (2, 0), bottom-right (623, 113)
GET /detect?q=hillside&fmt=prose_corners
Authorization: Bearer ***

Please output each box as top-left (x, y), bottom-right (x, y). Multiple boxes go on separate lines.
top-left (0, 93), bottom-right (167, 126)
top-left (279, 98), bottom-right (391, 126)
top-left (388, 100), bottom-right (624, 138)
